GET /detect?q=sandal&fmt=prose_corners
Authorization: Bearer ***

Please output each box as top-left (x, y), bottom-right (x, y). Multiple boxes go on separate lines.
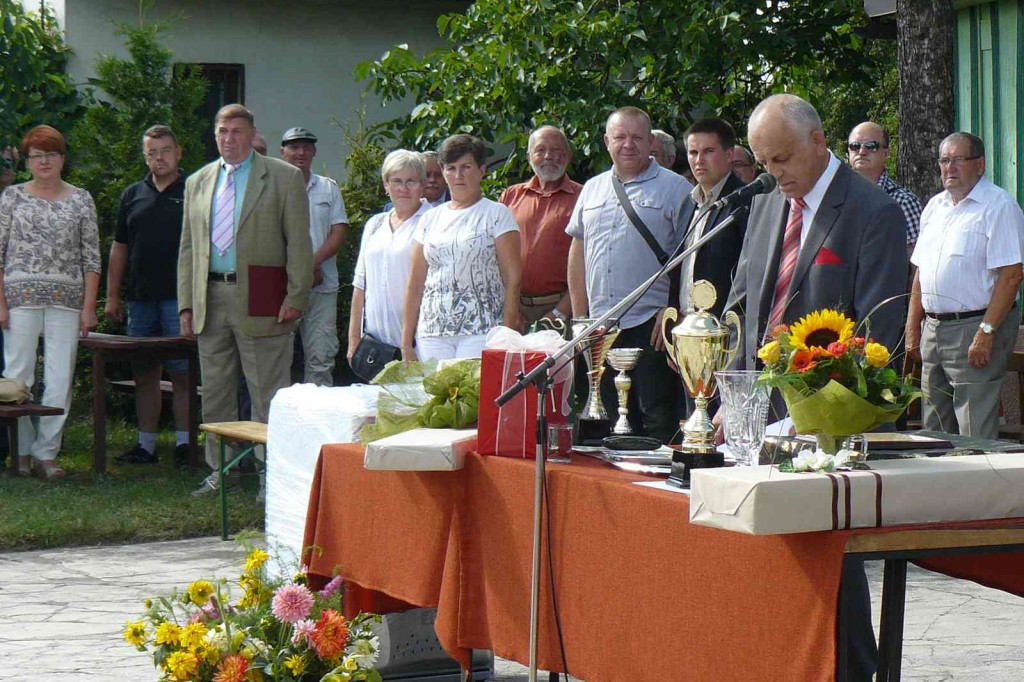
top-left (17, 455), bottom-right (32, 477)
top-left (33, 459), bottom-right (65, 480)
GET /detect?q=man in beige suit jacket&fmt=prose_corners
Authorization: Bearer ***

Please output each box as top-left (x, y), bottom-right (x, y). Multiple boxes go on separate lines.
top-left (178, 104), bottom-right (313, 493)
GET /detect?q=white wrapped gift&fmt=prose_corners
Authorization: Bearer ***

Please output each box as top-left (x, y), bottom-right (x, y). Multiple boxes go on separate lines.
top-left (689, 454), bottom-right (1024, 535)
top-left (364, 428), bottom-right (478, 471)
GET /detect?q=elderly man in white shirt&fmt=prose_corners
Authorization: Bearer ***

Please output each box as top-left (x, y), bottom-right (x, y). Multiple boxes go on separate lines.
top-left (906, 132), bottom-right (1024, 439)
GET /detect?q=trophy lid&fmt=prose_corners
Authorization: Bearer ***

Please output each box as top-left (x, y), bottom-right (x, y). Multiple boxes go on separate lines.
top-left (674, 281), bottom-right (727, 337)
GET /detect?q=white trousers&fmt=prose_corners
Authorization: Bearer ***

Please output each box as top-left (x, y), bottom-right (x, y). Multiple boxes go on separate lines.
top-left (3, 307), bottom-right (80, 461)
top-left (415, 334), bottom-right (488, 361)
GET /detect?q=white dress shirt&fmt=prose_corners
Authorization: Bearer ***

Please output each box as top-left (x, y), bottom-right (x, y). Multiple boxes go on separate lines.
top-left (352, 202), bottom-right (430, 347)
top-left (911, 176), bottom-right (1024, 313)
top-left (680, 173), bottom-right (730, 312)
top-left (797, 152), bottom-right (841, 252)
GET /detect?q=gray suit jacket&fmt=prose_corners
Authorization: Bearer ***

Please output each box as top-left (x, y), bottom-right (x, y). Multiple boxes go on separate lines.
top-left (178, 153), bottom-right (313, 336)
top-left (725, 162), bottom-right (908, 367)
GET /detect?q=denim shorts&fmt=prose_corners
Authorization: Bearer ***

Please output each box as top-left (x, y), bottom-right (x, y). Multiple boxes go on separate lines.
top-left (127, 299), bottom-right (187, 373)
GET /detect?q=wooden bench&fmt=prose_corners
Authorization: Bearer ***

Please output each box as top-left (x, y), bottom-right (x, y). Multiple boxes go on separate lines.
top-left (200, 421), bottom-right (268, 540)
top-left (0, 404), bottom-right (65, 475)
top-left (110, 379), bottom-right (203, 398)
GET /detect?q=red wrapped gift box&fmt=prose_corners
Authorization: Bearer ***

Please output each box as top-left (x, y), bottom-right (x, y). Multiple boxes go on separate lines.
top-left (478, 349), bottom-right (571, 458)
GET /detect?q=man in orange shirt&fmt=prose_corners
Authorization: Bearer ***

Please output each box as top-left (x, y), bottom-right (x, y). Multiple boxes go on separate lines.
top-left (499, 125), bottom-right (581, 326)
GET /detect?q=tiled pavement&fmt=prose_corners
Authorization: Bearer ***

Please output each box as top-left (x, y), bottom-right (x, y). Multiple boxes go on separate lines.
top-left (0, 538), bottom-right (1021, 681)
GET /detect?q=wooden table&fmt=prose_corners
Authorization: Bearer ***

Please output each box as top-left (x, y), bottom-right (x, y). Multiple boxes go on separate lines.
top-left (200, 421), bottom-right (268, 540)
top-left (79, 333), bottom-right (199, 473)
top-left (0, 403), bottom-right (65, 474)
top-left (302, 445), bottom-right (1024, 682)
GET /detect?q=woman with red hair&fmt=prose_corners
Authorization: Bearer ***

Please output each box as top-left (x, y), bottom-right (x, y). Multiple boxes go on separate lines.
top-left (0, 125), bottom-right (101, 478)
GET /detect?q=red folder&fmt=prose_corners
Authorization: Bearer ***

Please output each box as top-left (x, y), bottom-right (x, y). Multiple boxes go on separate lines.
top-left (248, 265), bottom-right (287, 317)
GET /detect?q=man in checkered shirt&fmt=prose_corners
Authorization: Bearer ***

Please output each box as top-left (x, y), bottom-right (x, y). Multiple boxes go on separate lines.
top-left (847, 121), bottom-right (923, 253)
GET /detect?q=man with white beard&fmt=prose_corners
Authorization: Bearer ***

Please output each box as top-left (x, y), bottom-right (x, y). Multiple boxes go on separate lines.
top-left (499, 125), bottom-right (582, 324)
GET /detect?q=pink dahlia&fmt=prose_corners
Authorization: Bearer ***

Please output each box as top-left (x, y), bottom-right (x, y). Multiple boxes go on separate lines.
top-left (319, 575), bottom-right (343, 598)
top-left (271, 584), bottom-right (314, 623)
top-left (291, 618), bottom-right (317, 646)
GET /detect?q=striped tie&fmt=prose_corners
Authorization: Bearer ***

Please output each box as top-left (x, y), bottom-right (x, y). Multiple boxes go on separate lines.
top-left (211, 163), bottom-right (238, 256)
top-left (766, 197), bottom-right (807, 330)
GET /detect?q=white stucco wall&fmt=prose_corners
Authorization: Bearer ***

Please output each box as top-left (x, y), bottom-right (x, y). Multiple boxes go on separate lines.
top-left (40, 0), bottom-right (464, 180)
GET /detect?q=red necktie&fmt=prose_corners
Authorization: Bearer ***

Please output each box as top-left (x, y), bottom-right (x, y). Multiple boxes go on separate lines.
top-left (767, 197), bottom-right (807, 330)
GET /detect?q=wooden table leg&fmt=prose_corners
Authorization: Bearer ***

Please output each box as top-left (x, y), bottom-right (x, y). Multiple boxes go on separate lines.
top-left (6, 418), bottom-right (17, 475)
top-left (187, 350), bottom-right (199, 471)
top-left (92, 348), bottom-right (106, 474)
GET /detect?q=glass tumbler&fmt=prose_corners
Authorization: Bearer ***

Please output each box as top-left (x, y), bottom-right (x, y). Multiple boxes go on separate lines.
top-left (715, 370), bottom-right (770, 466)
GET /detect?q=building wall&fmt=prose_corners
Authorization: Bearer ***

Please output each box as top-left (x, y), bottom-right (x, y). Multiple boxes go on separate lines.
top-left (954, 0), bottom-right (1024, 205)
top-left (47, 0), bottom-right (464, 180)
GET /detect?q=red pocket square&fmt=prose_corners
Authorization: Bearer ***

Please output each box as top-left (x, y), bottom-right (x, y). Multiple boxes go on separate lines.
top-left (814, 247), bottom-right (844, 266)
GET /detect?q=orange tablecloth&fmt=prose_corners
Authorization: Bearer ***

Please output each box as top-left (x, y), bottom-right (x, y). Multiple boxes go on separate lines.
top-left (302, 445), bottom-right (1024, 681)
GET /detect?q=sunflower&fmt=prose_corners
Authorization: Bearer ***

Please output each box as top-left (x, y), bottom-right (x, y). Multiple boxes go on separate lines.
top-left (788, 309), bottom-right (854, 351)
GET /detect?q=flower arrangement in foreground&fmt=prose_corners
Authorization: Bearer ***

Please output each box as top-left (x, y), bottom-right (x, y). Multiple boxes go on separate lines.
top-left (757, 308), bottom-right (920, 465)
top-left (124, 546), bottom-right (382, 681)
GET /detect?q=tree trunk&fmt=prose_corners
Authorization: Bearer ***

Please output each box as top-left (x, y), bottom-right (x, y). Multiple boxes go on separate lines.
top-left (896, 0), bottom-right (955, 201)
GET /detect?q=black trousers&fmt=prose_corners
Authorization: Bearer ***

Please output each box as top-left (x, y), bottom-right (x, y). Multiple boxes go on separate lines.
top-left (842, 557), bottom-right (878, 682)
top-left (592, 316), bottom-right (682, 445)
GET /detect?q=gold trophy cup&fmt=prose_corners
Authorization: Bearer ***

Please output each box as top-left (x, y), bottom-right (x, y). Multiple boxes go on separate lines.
top-left (571, 319), bottom-right (621, 421)
top-left (661, 281), bottom-right (741, 485)
top-left (606, 348), bottom-right (644, 435)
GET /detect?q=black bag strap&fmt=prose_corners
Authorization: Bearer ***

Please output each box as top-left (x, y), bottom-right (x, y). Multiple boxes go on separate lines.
top-left (611, 176), bottom-right (669, 266)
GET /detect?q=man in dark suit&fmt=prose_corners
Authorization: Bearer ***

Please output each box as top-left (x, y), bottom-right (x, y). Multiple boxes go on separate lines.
top-left (676, 118), bottom-right (750, 320)
top-left (725, 94), bottom-right (907, 682)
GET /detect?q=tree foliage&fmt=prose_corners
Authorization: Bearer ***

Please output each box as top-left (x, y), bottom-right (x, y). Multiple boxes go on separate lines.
top-left (0, 0), bottom-right (81, 157)
top-left (357, 0), bottom-right (885, 184)
top-left (67, 14), bottom-right (207, 240)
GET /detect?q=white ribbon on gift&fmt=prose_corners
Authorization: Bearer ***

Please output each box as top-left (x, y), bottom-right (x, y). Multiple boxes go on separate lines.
top-left (486, 326), bottom-right (574, 457)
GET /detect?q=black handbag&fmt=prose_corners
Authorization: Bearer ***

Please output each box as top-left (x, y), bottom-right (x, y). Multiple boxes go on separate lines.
top-left (350, 334), bottom-right (402, 382)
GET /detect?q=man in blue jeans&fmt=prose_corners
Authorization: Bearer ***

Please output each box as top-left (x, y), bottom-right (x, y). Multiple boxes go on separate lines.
top-left (105, 125), bottom-right (191, 465)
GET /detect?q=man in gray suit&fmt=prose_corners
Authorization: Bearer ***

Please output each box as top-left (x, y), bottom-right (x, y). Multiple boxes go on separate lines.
top-left (726, 94), bottom-right (907, 366)
top-left (725, 94), bottom-right (907, 682)
top-left (179, 104), bottom-right (313, 495)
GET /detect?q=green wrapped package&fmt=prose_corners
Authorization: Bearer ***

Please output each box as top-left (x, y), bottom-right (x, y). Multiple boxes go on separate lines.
top-left (781, 380), bottom-right (907, 436)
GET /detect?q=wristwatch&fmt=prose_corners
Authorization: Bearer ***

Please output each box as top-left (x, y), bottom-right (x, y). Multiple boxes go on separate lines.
top-left (979, 321), bottom-right (994, 334)
top-left (550, 308), bottom-right (568, 322)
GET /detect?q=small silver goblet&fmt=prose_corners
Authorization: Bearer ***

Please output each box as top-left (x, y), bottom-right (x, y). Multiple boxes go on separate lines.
top-left (606, 348), bottom-right (644, 435)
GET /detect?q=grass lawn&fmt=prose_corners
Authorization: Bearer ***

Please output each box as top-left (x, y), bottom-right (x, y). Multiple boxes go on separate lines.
top-left (0, 417), bottom-right (264, 551)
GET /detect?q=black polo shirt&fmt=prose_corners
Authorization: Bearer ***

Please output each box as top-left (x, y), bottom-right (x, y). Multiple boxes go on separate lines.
top-left (114, 172), bottom-right (186, 302)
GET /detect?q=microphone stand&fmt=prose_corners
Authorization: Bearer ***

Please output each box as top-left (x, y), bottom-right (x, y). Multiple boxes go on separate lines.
top-left (497, 205), bottom-right (749, 682)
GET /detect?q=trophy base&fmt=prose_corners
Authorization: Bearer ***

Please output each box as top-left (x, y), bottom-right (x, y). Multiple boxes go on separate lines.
top-left (666, 449), bottom-right (726, 488)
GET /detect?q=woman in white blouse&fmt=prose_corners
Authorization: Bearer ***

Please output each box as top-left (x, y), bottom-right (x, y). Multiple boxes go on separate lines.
top-left (347, 150), bottom-right (431, 365)
top-left (402, 135), bottom-right (522, 361)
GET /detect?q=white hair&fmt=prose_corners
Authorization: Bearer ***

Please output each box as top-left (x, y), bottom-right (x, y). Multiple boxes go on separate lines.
top-left (380, 149), bottom-right (426, 183)
top-left (527, 125), bottom-right (569, 155)
top-left (749, 94), bottom-right (823, 137)
top-left (652, 129), bottom-right (676, 163)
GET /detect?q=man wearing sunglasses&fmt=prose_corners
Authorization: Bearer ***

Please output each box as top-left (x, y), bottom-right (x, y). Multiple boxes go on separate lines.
top-left (847, 122), bottom-right (923, 251)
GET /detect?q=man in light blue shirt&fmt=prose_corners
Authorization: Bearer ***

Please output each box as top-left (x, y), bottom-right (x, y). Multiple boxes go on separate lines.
top-left (567, 106), bottom-right (693, 443)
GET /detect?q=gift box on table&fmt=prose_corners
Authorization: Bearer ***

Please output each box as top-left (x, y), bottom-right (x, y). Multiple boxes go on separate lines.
top-left (478, 327), bottom-right (573, 458)
top-left (689, 454), bottom-right (1024, 535)
top-left (364, 428), bottom-right (477, 471)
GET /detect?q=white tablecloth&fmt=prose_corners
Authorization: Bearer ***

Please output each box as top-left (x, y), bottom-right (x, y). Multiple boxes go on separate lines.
top-left (266, 383), bottom-right (379, 571)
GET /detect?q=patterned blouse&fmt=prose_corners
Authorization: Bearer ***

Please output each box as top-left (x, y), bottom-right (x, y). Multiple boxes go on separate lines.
top-left (414, 198), bottom-right (519, 337)
top-left (0, 185), bottom-right (102, 311)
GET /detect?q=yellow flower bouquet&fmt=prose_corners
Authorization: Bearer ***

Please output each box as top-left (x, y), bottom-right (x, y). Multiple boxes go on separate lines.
top-left (757, 309), bottom-right (920, 455)
top-left (124, 546), bottom-right (382, 682)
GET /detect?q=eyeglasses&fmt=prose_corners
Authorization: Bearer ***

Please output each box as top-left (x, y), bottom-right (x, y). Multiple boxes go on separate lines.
top-left (26, 152), bottom-right (61, 163)
top-left (847, 141), bottom-right (883, 153)
top-left (937, 155), bottom-right (982, 168)
top-left (144, 147), bottom-right (177, 160)
top-left (386, 178), bottom-right (422, 189)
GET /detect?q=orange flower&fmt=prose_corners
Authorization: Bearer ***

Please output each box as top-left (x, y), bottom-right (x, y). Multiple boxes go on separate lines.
top-left (311, 609), bottom-right (349, 662)
top-left (769, 324), bottom-right (790, 340)
top-left (850, 337), bottom-right (866, 348)
top-left (213, 654), bottom-right (250, 682)
top-left (790, 349), bottom-right (817, 373)
top-left (811, 346), bottom-right (831, 358)
top-left (826, 341), bottom-right (848, 357)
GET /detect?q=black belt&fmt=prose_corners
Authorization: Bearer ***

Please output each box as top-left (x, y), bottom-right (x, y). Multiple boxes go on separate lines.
top-left (208, 271), bottom-right (237, 284)
top-left (925, 304), bottom-right (1013, 321)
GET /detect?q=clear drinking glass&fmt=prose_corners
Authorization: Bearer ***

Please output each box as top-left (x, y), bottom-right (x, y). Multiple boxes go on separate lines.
top-left (547, 423), bottom-right (574, 464)
top-left (715, 370), bottom-right (770, 466)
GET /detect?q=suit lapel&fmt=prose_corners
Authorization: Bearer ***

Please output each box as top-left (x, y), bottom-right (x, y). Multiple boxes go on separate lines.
top-left (757, 190), bottom-right (788, 324)
top-left (785, 164), bottom-right (850, 306)
top-left (237, 154), bottom-right (267, 231)
top-left (196, 163), bottom-right (220, 237)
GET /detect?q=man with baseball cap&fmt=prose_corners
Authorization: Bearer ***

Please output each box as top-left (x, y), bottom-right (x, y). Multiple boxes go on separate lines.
top-left (280, 127), bottom-right (348, 385)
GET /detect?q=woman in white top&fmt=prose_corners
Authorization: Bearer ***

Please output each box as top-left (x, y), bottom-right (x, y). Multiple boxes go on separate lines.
top-left (402, 135), bottom-right (522, 361)
top-left (347, 150), bottom-right (431, 364)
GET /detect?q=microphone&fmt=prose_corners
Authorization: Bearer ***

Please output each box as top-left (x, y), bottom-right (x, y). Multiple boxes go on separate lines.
top-left (705, 173), bottom-right (777, 213)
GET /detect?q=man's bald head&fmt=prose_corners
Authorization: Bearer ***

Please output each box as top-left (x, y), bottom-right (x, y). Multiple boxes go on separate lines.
top-left (747, 94), bottom-right (829, 199)
top-left (847, 121), bottom-right (891, 183)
